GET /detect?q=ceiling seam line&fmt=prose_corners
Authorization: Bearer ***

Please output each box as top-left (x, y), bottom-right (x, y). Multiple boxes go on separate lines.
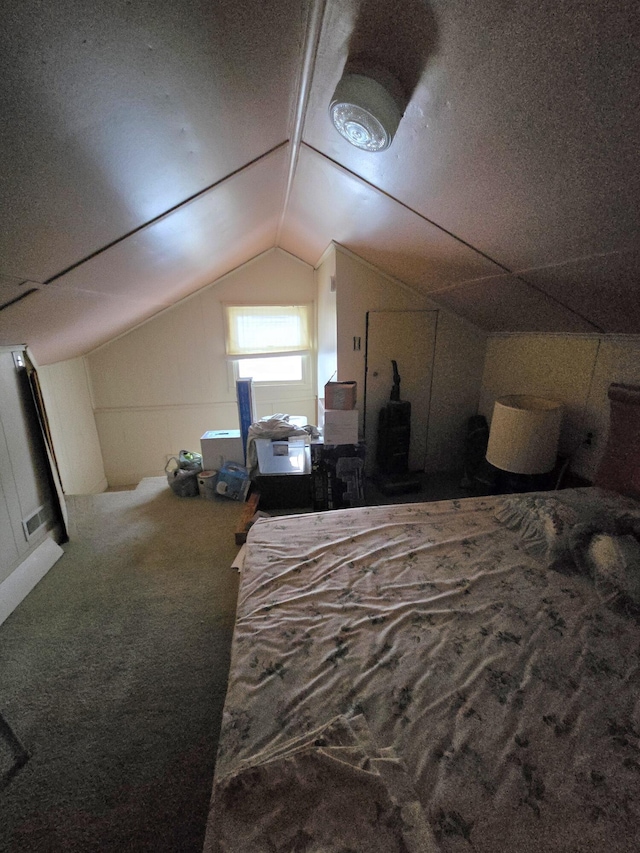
top-left (514, 246), bottom-right (637, 276)
top-left (303, 143), bottom-right (602, 331)
top-left (82, 248), bottom-right (289, 359)
top-left (44, 141), bottom-right (290, 286)
top-left (426, 271), bottom-right (602, 331)
top-left (511, 273), bottom-right (604, 332)
top-left (275, 0), bottom-right (327, 247)
top-left (0, 288), bottom-right (40, 312)
top-left (300, 142), bottom-right (514, 273)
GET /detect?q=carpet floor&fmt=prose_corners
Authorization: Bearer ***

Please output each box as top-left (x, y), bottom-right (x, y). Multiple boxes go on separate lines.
top-left (0, 478), bottom-right (241, 853)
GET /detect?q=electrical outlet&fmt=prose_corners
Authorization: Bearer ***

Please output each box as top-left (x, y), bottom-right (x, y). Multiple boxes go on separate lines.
top-left (584, 431), bottom-right (594, 446)
top-left (353, 336), bottom-right (361, 351)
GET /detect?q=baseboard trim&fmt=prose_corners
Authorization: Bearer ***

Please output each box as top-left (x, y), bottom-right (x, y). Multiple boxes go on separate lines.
top-left (0, 537), bottom-right (64, 628)
top-left (92, 477), bottom-right (108, 494)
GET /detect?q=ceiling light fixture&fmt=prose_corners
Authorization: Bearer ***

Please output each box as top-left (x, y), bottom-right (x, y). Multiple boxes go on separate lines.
top-left (329, 66), bottom-right (405, 152)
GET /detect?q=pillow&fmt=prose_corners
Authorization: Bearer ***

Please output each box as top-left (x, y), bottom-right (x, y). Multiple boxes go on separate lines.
top-left (494, 489), bottom-right (640, 572)
top-left (495, 494), bottom-right (582, 569)
top-left (594, 383), bottom-right (640, 499)
top-left (567, 513), bottom-right (640, 575)
top-left (585, 533), bottom-right (640, 618)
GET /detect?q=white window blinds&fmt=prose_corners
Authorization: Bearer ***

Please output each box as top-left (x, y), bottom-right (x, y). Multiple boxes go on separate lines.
top-left (225, 305), bottom-right (311, 356)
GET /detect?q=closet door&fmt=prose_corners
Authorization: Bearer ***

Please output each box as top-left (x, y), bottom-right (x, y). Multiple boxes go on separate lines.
top-left (364, 311), bottom-right (437, 473)
top-left (0, 350), bottom-right (60, 580)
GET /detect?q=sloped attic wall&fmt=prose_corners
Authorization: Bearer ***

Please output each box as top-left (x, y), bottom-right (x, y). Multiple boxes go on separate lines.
top-left (86, 250), bottom-right (316, 487)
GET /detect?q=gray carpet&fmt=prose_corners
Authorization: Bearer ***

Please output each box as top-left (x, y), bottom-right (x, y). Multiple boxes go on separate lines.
top-left (0, 478), bottom-right (241, 852)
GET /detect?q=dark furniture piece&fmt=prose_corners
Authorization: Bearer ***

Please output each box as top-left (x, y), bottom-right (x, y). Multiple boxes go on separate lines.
top-left (311, 442), bottom-right (365, 511)
top-left (374, 360), bottom-right (421, 495)
top-left (376, 399), bottom-right (411, 476)
top-left (252, 439), bottom-right (312, 510)
top-left (252, 473), bottom-right (311, 510)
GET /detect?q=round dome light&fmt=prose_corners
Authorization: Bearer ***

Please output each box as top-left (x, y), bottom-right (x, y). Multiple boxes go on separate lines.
top-left (329, 70), bottom-right (404, 152)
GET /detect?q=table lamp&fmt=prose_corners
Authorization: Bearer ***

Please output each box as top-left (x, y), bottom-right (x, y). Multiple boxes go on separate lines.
top-left (486, 396), bottom-right (562, 485)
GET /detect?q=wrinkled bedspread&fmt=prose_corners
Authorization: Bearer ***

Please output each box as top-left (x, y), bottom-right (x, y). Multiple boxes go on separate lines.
top-left (205, 495), bottom-right (640, 852)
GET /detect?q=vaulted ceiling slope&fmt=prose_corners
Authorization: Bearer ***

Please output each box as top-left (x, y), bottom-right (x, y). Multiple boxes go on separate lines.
top-left (1, 0), bottom-right (638, 364)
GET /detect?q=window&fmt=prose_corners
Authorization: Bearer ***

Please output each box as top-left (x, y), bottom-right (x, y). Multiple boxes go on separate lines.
top-left (225, 305), bottom-right (312, 385)
top-left (237, 356), bottom-right (302, 382)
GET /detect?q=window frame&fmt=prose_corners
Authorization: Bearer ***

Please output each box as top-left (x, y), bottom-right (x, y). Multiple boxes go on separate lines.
top-left (223, 303), bottom-right (314, 389)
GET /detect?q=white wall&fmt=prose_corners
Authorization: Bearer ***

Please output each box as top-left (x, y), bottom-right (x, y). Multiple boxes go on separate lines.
top-left (428, 311), bottom-right (487, 472)
top-left (334, 246), bottom-right (487, 473)
top-left (38, 357), bottom-right (107, 494)
top-left (87, 249), bottom-right (316, 486)
top-left (480, 334), bottom-right (640, 480)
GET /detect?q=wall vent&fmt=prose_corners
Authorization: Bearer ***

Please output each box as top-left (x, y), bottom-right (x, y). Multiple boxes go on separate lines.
top-left (22, 505), bottom-right (48, 541)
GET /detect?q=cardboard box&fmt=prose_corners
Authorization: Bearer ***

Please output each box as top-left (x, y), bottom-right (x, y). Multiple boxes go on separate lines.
top-left (200, 430), bottom-right (243, 471)
top-left (323, 409), bottom-right (359, 445)
top-left (324, 381), bottom-right (357, 410)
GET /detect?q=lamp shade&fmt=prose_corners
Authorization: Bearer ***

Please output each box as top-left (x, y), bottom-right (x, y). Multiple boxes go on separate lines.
top-left (486, 396), bottom-right (562, 475)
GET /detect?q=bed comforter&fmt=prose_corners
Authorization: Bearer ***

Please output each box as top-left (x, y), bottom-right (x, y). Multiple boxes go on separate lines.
top-left (204, 493), bottom-right (640, 852)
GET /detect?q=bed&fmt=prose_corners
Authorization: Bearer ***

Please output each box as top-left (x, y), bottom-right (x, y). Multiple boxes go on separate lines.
top-left (204, 384), bottom-right (640, 853)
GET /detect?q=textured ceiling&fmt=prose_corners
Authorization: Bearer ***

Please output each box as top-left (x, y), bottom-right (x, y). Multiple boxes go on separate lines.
top-left (1, 0), bottom-right (638, 363)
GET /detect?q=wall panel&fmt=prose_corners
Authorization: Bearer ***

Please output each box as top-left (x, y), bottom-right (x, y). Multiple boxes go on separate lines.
top-left (334, 246), bottom-right (487, 473)
top-left (479, 336), bottom-right (599, 457)
top-left (88, 250), bottom-right (316, 486)
top-left (479, 334), bottom-right (640, 480)
top-left (38, 357), bottom-right (107, 494)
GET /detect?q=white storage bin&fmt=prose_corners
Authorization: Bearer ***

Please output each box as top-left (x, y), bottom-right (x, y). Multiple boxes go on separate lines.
top-left (200, 430), bottom-right (243, 471)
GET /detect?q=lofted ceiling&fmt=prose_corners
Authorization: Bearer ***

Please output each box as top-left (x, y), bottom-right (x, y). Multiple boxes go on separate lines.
top-left (1, 0), bottom-right (639, 364)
